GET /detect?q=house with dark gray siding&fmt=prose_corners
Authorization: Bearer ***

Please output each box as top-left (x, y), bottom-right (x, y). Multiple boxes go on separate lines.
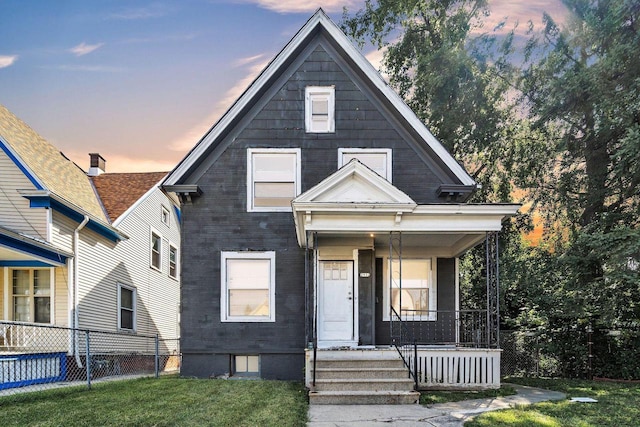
top-left (164, 9), bottom-right (519, 404)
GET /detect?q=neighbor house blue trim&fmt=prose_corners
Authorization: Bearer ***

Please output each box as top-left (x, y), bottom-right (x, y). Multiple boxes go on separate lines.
top-left (0, 260), bottom-right (54, 267)
top-left (0, 353), bottom-right (67, 390)
top-left (173, 205), bottom-right (182, 224)
top-left (0, 138), bottom-right (44, 190)
top-left (26, 195), bottom-right (124, 242)
top-left (0, 233), bottom-right (69, 265)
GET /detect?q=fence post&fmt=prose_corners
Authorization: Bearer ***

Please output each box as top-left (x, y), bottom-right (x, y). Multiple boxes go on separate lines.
top-left (155, 334), bottom-right (160, 378)
top-left (413, 340), bottom-right (418, 390)
top-left (85, 331), bottom-right (91, 389)
top-left (587, 325), bottom-right (593, 380)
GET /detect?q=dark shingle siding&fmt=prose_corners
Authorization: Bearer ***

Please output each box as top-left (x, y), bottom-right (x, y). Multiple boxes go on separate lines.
top-left (181, 39), bottom-right (454, 375)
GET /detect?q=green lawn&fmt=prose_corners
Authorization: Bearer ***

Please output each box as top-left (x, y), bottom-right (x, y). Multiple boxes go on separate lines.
top-left (420, 385), bottom-right (516, 405)
top-left (466, 378), bottom-right (640, 427)
top-left (0, 376), bottom-right (309, 427)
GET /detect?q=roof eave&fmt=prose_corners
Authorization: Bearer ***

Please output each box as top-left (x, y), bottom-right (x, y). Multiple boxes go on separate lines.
top-left (19, 190), bottom-right (129, 242)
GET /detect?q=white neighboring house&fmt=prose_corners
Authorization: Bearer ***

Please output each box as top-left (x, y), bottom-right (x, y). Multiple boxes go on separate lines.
top-left (0, 103), bottom-right (180, 357)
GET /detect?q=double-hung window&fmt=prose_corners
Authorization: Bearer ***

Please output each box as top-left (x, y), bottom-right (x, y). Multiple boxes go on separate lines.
top-left (12, 269), bottom-right (52, 323)
top-left (385, 258), bottom-right (437, 321)
top-left (169, 244), bottom-right (178, 279)
top-left (151, 230), bottom-right (161, 270)
top-left (118, 283), bottom-right (136, 331)
top-left (247, 148), bottom-right (301, 212)
top-left (221, 251), bottom-right (275, 322)
top-left (338, 148), bottom-right (392, 182)
top-left (305, 86), bottom-right (335, 133)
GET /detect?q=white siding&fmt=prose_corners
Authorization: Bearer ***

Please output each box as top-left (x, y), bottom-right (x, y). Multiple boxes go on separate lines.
top-left (50, 211), bottom-right (76, 253)
top-left (54, 266), bottom-right (69, 327)
top-left (0, 150), bottom-right (47, 238)
top-left (76, 225), bottom-right (120, 332)
top-left (115, 189), bottom-right (181, 342)
top-left (71, 187), bottom-right (180, 352)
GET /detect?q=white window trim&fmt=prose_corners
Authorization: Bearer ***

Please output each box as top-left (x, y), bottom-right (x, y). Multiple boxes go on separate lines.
top-left (221, 251), bottom-right (276, 323)
top-left (117, 282), bottom-right (137, 332)
top-left (246, 148), bottom-right (301, 213)
top-left (9, 268), bottom-right (54, 324)
top-left (150, 228), bottom-right (162, 272)
top-left (338, 148), bottom-right (393, 182)
top-left (305, 86), bottom-right (335, 133)
top-left (161, 205), bottom-right (170, 226)
top-left (168, 242), bottom-right (179, 280)
top-left (383, 257), bottom-right (437, 322)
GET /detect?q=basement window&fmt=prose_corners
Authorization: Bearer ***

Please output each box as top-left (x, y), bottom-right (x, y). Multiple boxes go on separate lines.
top-left (234, 355), bottom-right (259, 376)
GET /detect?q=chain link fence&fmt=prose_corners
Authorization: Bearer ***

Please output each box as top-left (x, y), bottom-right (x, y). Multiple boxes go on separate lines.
top-left (501, 326), bottom-right (640, 380)
top-left (1, 321), bottom-right (180, 396)
top-left (501, 330), bottom-right (561, 378)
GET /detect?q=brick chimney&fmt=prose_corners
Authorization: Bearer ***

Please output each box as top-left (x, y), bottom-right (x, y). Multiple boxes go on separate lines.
top-left (88, 153), bottom-right (106, 176)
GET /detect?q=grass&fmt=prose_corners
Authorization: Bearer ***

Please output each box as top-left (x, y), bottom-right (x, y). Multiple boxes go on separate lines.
top-left (465, 377), bottom-right (640, 427)
top-left (0, 376), bottom-right (309, 427)
top-left (420, 385), bottom-right (516, 405)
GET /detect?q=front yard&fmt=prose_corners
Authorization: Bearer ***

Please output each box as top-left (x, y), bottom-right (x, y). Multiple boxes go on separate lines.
top-left (466, 377), bottom-right (640, 426)
top-left (0, 376), bottom-right (308, 427)
top-left (3, 375), bottom-right (639, 426)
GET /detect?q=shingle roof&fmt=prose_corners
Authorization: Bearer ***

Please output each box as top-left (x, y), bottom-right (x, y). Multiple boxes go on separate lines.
top-left (0, 103), bottom-right (107, 221)
top-left (91, 172), bottom-right (167, 222)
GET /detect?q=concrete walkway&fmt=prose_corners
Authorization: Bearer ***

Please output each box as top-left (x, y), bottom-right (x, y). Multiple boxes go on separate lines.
top-left (308, 384), bottom-right (566, 426)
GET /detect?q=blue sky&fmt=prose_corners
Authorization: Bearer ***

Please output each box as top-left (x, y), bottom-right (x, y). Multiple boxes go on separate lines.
top-left (0, 0), bottom-right (566, 172)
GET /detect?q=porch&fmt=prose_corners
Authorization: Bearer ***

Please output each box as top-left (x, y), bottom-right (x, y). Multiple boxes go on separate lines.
top-left (306, 346), bottom-right (501, 404)
top-left (290, 161), bottom-right (518, 401)
top-left (306, 306), bottom-right (502, 404)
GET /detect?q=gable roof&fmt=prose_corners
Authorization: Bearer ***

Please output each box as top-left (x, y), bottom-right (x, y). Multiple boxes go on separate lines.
top-left (91, 172), bottom-right (168, 222)
top-left (291, 159), bottom-right (519, 251)
top-left (293, 159), bottom-right (417, 210)
top-left (163, 8), bottom-right (476, 189)
top-left (0, 103), bottom-right (107, 221)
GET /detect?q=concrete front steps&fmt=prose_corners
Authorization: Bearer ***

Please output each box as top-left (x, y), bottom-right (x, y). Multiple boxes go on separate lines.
top-left (307, 349), bottom-right (420, 405)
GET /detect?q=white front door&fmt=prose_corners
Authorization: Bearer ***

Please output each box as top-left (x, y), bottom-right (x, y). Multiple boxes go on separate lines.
top-left (318, 261), bottom-right (355, 346)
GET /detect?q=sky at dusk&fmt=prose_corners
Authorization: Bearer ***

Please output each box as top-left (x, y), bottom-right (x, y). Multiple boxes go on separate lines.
top-left (0, 0), bottom-right (567, 173)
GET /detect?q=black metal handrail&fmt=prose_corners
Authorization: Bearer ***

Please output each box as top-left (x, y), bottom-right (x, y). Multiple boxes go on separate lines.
top-left (390, 308), bottom-right (493, 389)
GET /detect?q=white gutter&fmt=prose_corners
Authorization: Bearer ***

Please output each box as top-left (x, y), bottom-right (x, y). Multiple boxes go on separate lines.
top-left (72, 215), bottom-right (89, 366)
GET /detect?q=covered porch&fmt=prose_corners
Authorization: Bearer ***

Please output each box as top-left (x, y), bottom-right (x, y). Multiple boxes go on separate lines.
top-left (0, 225), bottom-right (72, 353)
top-left (292, 161), bottom-right (519, 395)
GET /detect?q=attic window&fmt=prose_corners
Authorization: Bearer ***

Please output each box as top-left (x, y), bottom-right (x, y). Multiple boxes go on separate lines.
top-left (305, 86), bottom-right (335, 133)
top-left (161, 206), bottom-right (170, 226)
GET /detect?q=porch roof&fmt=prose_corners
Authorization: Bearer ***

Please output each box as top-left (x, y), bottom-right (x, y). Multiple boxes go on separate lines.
top-left (0, 226), bottom-right (73, 267)
top-left (291, 161), bottom-right (520, 256)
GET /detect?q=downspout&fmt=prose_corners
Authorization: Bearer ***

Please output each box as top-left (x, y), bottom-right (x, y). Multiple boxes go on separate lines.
top-left (72, 215), bottom-right (89, 366)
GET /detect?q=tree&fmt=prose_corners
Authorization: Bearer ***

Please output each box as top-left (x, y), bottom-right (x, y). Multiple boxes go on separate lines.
top-left (343, 0), bottom-right (519, 201)
top-left (517, 0), bottom-right (640, 325)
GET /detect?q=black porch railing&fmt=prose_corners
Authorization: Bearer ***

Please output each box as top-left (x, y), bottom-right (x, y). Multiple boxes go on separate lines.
top-left (390, 308), bottom-right (492, 389)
